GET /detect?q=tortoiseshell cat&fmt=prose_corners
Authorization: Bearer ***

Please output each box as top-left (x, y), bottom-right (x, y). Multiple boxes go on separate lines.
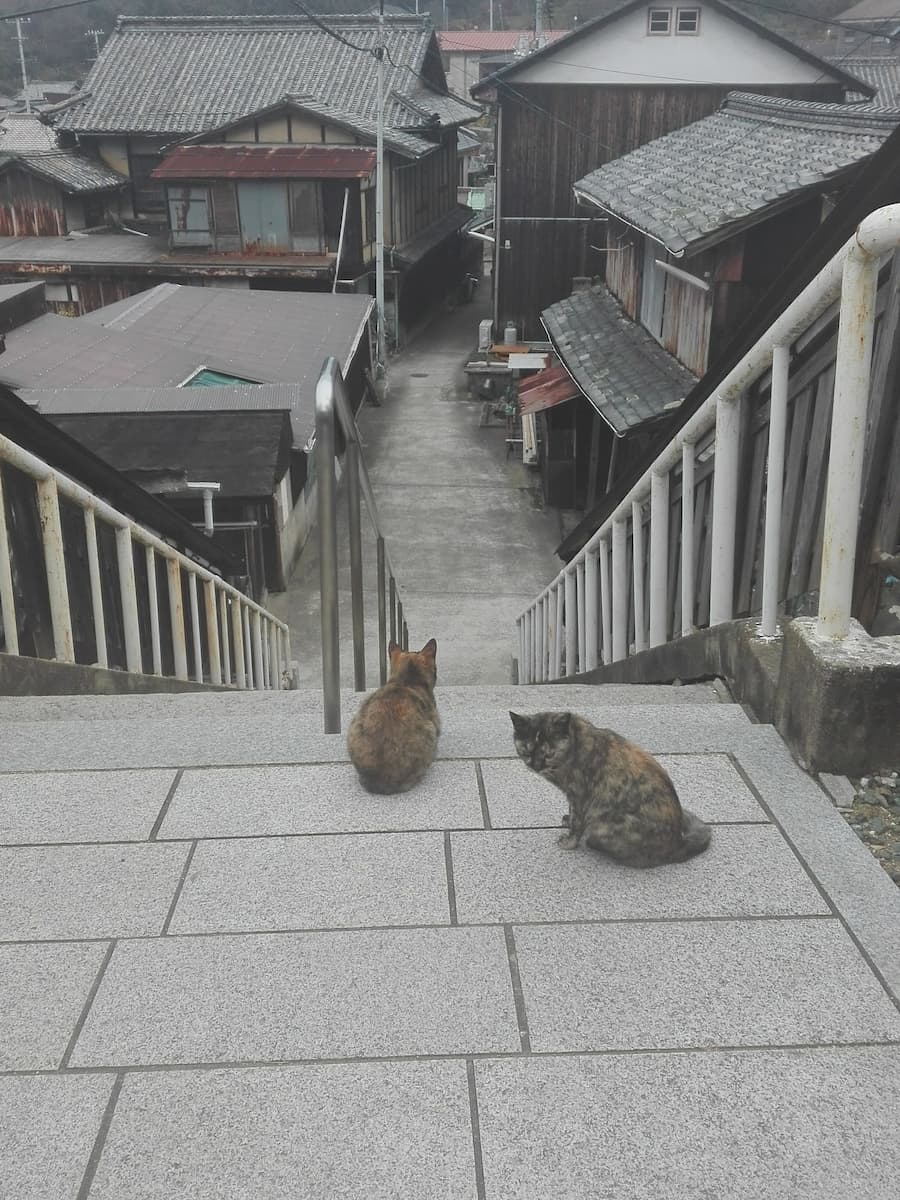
top-left (347, 639), bottom-right (440, 794)
top-left (509, 710), bottom-right (711, 868)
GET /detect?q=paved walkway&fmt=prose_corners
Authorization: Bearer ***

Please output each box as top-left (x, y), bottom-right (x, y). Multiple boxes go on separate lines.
top-left (270, 286), bottom-right (565, 685)
top-left (2, 684), bottom-right (900, 1198)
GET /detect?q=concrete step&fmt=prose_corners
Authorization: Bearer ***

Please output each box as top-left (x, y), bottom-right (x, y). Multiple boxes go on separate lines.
top-left (1, 684), bottom-right (750, 772)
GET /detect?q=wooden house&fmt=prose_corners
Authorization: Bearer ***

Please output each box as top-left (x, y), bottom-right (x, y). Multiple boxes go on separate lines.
top-left (471, 0), bottom-right (875, 340)
top-left (437, 29), bottom-right (568, 96)
top-left (0, 114), bottom-right (126, 239)
top-left (526, 92), bottom-right (899, 513)
top-left (47, 14), bottom-right (480, 334)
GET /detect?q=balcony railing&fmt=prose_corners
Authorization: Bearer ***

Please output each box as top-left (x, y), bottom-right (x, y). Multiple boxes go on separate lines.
top-left (517, 204), bottom-right (900, 681)
top-left (0, 432), bottom-right (291, 689)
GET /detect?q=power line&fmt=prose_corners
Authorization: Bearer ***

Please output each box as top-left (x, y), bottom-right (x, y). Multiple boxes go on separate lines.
top-left (732, 0), bottom-right (900, 43)
top-left (284, 0), bottom-right (379, 56)
top-left (0, 0), bottom-right (99, 21)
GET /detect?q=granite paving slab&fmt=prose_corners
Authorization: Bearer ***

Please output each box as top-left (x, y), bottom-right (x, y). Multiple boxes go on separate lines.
top-left (481, 752), bottom-right (767, 828)
top-left (0, 941), bottom-right (109, 1069)
top-left (87, 1061), bottom-right (475, 1200)
top-left (0, 768), bottom-right (176, 844)
top-left (0, 843), bottom-right (190, 941)
top-left (450, 826), bottom-right (829, 923)
top-left (0, 1073), bottom-right (113, 1200)
top-left (168, 832), bottom-right (451, 934)
top-left (475, 1046), bottom-right (900, 1200)
top-left (69, 927), bottom-right (520, 1067)
top-left (513, 919), bottom-right (900, 1053)
top-left (161, 761), bottom-right (483, 839)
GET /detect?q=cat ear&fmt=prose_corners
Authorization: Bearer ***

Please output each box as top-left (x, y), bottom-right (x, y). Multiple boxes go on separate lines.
top-left (421, 638), bottom-right (437, 660)
top-left (509, 711), bottom-right (528, 732)
top-left (388, 641), bottom-right (400, 655)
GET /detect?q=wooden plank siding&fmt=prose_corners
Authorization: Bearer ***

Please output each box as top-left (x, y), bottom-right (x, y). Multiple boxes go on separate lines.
top-left (0, 171), bottom-right (67, 237)
top-left (622, 260), bottom-right (900, 637)
top-left (495, 81), bottom-right (845, 337)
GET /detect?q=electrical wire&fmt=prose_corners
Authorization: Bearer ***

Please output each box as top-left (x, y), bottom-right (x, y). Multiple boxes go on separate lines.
top-left (0, 0), bottom-right (99, 20)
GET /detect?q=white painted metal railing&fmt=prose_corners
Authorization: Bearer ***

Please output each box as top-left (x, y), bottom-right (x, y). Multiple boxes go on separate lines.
top-left (0, 432), bottom-right (291, 688)
top-left (517, 204), bottom-right (900, 682)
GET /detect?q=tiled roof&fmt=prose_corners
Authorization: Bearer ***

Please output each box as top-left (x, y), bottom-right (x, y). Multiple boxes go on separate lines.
top-left (0, 114), bottom-right (126, 193)
top-left (574, 92), bottom-right (900, 256)
top-left (437, 30), bottom-right (568, 52)
top-left (54, 15), bottom-right (479, 137)
top-left (541, 285), bottom-right (696, 435)
top-left (833, 57), bottom-right (900, 105)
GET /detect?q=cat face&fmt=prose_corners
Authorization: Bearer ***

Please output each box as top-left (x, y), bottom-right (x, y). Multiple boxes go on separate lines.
top-left (509, 711), bottom-right (573, 776)
top-left (389, 638), bottom-right (437, 686)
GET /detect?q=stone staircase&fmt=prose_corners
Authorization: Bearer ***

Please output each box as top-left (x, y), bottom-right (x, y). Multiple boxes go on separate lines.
top-left (3, 681), bottom-right (900, 1199)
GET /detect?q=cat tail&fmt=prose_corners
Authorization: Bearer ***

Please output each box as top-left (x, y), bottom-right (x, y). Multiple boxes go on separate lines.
top-left (675, 808), bottom-right (712, 861)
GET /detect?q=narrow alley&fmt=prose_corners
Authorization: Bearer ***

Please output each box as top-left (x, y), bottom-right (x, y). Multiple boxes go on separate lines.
top-left (270, 286), bottom-right (565, 685)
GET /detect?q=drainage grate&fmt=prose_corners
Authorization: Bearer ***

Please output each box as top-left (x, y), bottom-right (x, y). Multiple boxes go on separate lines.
top-left (410, 373), bottom-right (429, 378)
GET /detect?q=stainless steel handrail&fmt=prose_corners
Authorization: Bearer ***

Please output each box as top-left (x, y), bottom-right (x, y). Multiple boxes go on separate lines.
top-left (315, 356), bottom-right (409, 733)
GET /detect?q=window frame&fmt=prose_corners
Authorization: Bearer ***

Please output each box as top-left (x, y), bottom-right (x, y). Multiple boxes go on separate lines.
top-left (676, 6), bottom-right (701, 35)
top-left (647, 7), bottom-right (672, 35)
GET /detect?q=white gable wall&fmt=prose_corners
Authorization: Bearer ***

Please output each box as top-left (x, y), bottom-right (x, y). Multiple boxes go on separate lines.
top-left (510, 4), bottom-right (841, 86)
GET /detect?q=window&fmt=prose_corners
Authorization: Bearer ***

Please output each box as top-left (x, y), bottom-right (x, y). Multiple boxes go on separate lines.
top-left (129, 152), bottom-right (166, 213)
top-left (647, 7), bottom-right (671, 34)
top-left (676, 7), bottom-right (700, 34)
top-left (167, 186), bottom-right (212, 247)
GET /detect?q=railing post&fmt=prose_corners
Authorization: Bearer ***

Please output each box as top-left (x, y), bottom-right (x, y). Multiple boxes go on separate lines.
top-left (116, 527), bottom-right (142, 673)
top-left (553, 585), bottom-right (564, 678)
top-left (268, 622), bottom-right (279, 689)
top-left (584, 548), bottom-right (599, 672)
top-left (389, 576), bottom-right (397, 646)
top-left (631, 499), bottom-right (647, 653)
top-left (611, 518), bottom-right (627, 662)
top-left (576, 559), bottom-right (586, 675)
top-left (709, 394), bottom-right (741, 625)
top-left (681, 442), bottom-right (695, 637)
top-left (376, 536), bottom-right (387, 685)
top-left (167, 558), bottom-right (188, 681)
top-left (316, 362), bottom-right (341, 732)
top-left (242, 605), bottom-right (254, 688)
top-left (146, 546), bottom-right (162, 676)
top-left (517, 617), bottom-right (525, 683)
top-left (819, 245), bottom-right (879, 637)
top-left (649, 471), bottom-right (669, 647)
top-left (536, 596), bottom-right (546, 682)
top-left (599, 538), bottom-right (611, 665)
top-left (36, 477), bottom-right (75, 663)
top-left (346, 438), bottom-right (366, 691)
top-left (0, 470), bottom-right (18, 656)
top-left (219, 591), bottom-right (232, 686)
top-left (761, 344), bottom-right (790, 637)
top-left (251, 610), bottom-right (264, 690)
top-left (188, 572), bottom-right (203, 684)
top-left (524, 606), bottom-right (533, 684)
top-left (231, 597), bottom-right (246, 689)
top-left (205, 580), bottom-right (222, 686)
top-left (564, 568), bottom-right (577, 677)
top-left (83, 509), bottom-right (106, 668)
top-left (546, 588), bottom-right (557, 682)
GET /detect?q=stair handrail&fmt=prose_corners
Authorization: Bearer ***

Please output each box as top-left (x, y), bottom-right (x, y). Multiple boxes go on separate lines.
top-left (316, 355), bottom-right (409, 733)
top-left (0, 430), bottom-right (291, 689)
top-left (517, 203), bottom-right (900, 681)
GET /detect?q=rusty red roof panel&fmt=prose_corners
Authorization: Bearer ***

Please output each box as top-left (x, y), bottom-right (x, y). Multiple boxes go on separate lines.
top-left (518, 364), bottom-right (580, 415)
top-left (153, 144), bottom-right (377, 181)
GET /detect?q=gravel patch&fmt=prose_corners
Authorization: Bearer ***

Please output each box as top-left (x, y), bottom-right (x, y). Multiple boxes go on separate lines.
top-left (839, 771), bottom-right (900, 888)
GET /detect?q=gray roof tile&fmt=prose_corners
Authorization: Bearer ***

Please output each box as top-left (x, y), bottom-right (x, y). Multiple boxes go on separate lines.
top-left (833, 57), bottom-right (900, 105)
top-left (541, 286), bottom-right (696, 435)
top-left (0, 113), bottom-right (126, 192)
top-left (54, 15), bottom-right (478, 139)
top-left (574, 91), bottom-right (900, 256)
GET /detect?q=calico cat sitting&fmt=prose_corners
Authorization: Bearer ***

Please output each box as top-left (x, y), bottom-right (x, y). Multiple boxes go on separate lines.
top-left (509, 710), bottom-right (711, 868)
top-left (347, 639), bottom-right (440, 794)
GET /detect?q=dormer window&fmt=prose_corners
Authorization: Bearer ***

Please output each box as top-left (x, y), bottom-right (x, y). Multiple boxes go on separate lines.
top-left (648, 8), bottom-right (671, 34)
top-left (676, 7), bottom-right (701, 34)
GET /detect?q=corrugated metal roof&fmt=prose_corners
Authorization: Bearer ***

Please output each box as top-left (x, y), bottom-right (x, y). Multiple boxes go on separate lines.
top-left (153, 144), bottom-right (377, 181)
top-left (3, 285), bottom-right (372, 445)
top-left (393, 204), bottom-right (474, 265)
top-left (541, 285), bottom-right (696, 435)
top-left (574, 91), bottom-right (900, 256)
top-left (839, 0), bottom-right (900, 21)
top-left (47, 409), bottom-right (292, 498)
top-left (518, 364), bottom-right (580, 415)
top-left (22, 383), bottom-right (300, 415)
top-left (437, 30), bottom-right (568, 52)
top-left (54, 15), bottom-right (479, 137)
top-left (0, 113), bottom-right (126, 193)
top-left (0, 233), bottom-right (166, 265)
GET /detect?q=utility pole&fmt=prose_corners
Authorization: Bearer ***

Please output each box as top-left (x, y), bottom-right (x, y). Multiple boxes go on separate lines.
top-left (490, 0), bottom-right (494, 32)
top-left (535, 0), bottom-right (543, 41)
top-left (14, 18), bottom-right (30, 113)
top-left (86, 28), bottom-right (105, 61)
top-left (375, 0), bottom-right (387, 376)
